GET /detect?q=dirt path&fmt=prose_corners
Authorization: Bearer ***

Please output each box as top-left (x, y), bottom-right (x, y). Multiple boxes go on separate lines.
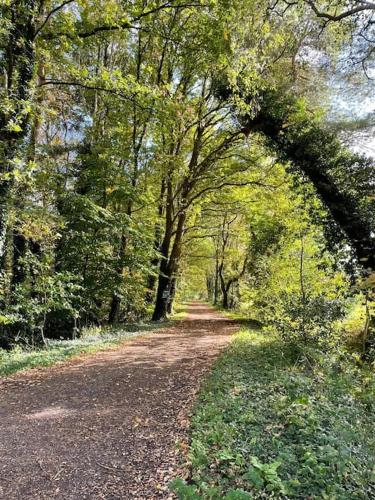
top-left (0, 302), bottom-right (237, 499)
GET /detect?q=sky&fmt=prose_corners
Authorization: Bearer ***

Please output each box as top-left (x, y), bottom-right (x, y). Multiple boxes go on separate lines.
top-left (328, 74), bottom-right (375, 158)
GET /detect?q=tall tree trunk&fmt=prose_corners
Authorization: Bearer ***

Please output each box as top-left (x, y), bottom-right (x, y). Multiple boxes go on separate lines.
top-left (9, 61), bottom-right (45, 295)
top-left (152, 124), bottom-right (203, 320)
top-left (222, 287), bottom-right (229, 309)
top-left (214, 248), bottom-right (219, 305)
top-left (11, 230), bottom-right (27, 291)
top-left (146, 177), bottom-right (166, 304)
top-left (152, 174), bottom-right (174, 321)
top-left (152, 258), bottom-right (171, 321)
top-left (219, 267), bottom-right (230, 309)
top-left (152, 203), bottom-right (186, 321)
top-left (0, 1), bottom-right (36, 272)
top-left (166, 277), bottom-right (176, 315)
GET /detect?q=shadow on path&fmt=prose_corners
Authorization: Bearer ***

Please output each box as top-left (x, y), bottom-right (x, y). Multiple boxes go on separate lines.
top-left (0, 302), bottom-right (238, 500)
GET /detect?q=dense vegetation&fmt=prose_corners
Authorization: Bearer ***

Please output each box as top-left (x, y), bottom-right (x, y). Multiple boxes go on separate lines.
top-left (172, 327), bottom-right (375, 498)
top-left (1, 0), bottom-right (374, 351)
top-left (1, 1), bottom-right (375, 497)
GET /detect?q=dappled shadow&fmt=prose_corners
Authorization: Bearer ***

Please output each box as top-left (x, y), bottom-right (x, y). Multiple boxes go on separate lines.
top-left (0, 302), bottom-right (237, 500)
top-left (234, 318), bottom-right (264, 330)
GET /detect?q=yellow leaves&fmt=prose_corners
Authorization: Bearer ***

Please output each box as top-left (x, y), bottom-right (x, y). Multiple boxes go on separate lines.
top-left (133, 416), bottom-right (150, 428)
top-left (7, 121), bottom-right (22, 133)
top-left (17, 212), bottom-right (62, 245)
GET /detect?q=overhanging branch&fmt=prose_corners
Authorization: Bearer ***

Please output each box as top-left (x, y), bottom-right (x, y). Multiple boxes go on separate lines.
top-left (306, 0), bottom-right (375, 21)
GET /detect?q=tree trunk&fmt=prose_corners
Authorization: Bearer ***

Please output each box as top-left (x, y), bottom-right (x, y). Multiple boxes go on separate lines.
top-left (222, 288), bottom-right (229, 309)
top-left (167, 277), bottom-right (176, 314)
top-left (152, 269), bottom-right (171, 321)
top-left (214, 252), bottom-right (219, 305)
top-left (108, 232), bottom-right (127, 324)
top-left (245, 91), bottom-right (375, 274)
top-left (152, 209), bottom-right (186, 321)
top-left (108, 294), bottom-right (121, 325)
top-left (244, 91), bottom-right (375, 353)
top-left (0, 2), bottom-right (36, 272)
top-left (152, 173), bottom-right (175, 321)
top-left (219, 264), bottom-right (229, 309)
top-left (146, 178), bottom-right (166, 304)
top-left (11, 230), bottom-right (27, 291)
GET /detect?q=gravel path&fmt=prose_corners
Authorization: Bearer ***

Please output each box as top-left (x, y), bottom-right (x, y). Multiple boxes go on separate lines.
top-left (0, 302), bottom-right (237, 499)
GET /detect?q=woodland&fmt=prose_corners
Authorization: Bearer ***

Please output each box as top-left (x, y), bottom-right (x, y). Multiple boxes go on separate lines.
top-left (1, 1), bottom-right (375, 498)
top-left (1, 0), bottom-right (374, 349)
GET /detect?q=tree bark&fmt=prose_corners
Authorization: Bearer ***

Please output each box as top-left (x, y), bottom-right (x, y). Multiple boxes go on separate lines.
top-left (11, 230), bottom-right (27, 291)
top-left (0, 1), bottom-right (36, 272)
top-left (222, 286), bottom-right (229, 309)
top-left (166, 277), bottom-right (176, 315)
top-left (152, 175), bottom-right (174, 321)
top-left (146, 177), bottom-right (166, 304)
top-left (152, 180), bottom-right (188, 321)
top-left (152, 212), bottom-right (186, 321)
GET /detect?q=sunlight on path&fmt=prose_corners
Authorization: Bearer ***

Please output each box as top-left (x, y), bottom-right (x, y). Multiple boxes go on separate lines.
top-left (0, 302), bottom-right (237, 500)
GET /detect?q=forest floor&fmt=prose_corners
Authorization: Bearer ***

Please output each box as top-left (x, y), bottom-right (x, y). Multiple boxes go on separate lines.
top-left (0, 302), bottom-right (237, 500)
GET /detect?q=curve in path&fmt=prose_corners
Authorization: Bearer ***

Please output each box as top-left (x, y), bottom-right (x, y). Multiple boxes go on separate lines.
top-left (0, 302), bottom-right (237, 499)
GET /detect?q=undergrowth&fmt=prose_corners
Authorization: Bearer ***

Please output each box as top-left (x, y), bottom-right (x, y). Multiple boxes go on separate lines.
top-left (0, 304), bottom-right (186, 376)
top-left (172, 328), bottom-right (375, 499)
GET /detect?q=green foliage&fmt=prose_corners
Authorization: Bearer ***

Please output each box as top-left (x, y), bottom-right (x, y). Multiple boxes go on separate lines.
top-left (0, 0), bottom-right (373, 354)
top-left (271, 293), bottom-right (346, 347)
top-left (172, 328), bottom-right (375, 499)
top-left (0, 318), bottom-right (170, 376)
top-left (9, 269), bottom-right (81, 338)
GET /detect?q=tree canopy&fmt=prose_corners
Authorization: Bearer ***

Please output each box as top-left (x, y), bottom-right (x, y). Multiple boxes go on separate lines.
top-left (0, 0), bottom-right (374, 351)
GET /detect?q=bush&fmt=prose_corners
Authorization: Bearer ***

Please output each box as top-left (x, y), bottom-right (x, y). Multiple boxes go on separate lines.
top-left (271, 293), bottom-right (346, 348)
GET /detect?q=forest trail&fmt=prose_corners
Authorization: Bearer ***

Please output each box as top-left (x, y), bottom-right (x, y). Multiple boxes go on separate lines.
top-left (0, 303), bottom-right (237, 500)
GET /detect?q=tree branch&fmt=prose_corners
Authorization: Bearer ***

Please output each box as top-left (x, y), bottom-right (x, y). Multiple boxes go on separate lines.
top-left (35, 0), bottom-right (75, 38)
top-left (306, 0), bottom-right (375, 21)
top-left (185, 179), bottom-right (279, 209)
top-left (38, 80), bottom-right (152, 111)
top-left (42, 1), bottom-right (207, 40)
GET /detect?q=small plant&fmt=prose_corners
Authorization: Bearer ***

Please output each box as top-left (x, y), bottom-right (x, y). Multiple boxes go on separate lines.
top-left (244, 456), bottom-right (286, 494)
top-left (173, 328), bottom-right (375, 498)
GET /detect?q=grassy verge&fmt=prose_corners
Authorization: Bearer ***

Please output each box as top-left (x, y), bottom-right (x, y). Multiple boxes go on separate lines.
top-left (172, 327), bottom-right (375, 499)
top-left (0, 304), bottom-right (187, 377)
top-left (171, 301), bottom-right (189, 320)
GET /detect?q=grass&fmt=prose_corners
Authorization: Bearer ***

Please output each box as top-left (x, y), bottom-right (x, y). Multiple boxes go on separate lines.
top-left (0, 303), bottom-right (187, 377)
top-left (172, 326), bottom-right (375, 499)
top-left (172, 302), bottom-right (189, 320)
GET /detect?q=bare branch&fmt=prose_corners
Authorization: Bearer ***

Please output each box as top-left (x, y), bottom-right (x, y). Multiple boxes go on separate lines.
top-left (38, 80), bottom-right (152, 111)
top-left (306, 0), bottom-right (375, 22)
